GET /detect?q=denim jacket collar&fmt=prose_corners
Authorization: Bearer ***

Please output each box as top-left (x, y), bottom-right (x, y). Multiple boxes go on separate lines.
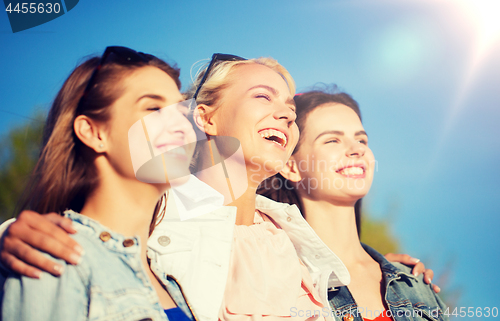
top-left (64, 210), bottom-right (197, 321)
top-left (64, 210), bottom-right (141, 255)
top-left (328, 244), bottom-right (447, 321)
top-left (361, 243), bottom-right (417, 283)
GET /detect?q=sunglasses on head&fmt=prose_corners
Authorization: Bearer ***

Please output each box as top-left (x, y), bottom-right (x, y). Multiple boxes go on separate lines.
top-left (78, 46), bottom-right (155, 109)
top-left (192, 53), bottom-right (246, 102)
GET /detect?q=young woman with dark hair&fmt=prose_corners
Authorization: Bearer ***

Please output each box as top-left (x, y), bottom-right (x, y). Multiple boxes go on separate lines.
top-left (259, 88), bottom-right (448, 321)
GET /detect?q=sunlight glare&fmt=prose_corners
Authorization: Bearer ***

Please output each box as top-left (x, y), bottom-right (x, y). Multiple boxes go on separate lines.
top-left (456, 0), bottom-right (500, 50)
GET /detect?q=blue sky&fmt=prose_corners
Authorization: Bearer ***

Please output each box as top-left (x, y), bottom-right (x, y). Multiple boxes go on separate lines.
top-left (1, 0), bottom-right (499, 312)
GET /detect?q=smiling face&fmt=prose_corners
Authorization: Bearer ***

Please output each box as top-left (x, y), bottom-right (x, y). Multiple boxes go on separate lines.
top-left (104, 66), bottom-right (196, 190)
top-left (205, 63), bottom-right (299, 182)
top-left (291, 103), bottom-right (375, 205)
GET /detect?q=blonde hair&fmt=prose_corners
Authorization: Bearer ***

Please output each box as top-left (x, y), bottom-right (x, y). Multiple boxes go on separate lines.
top-left (186, 57), bottom-right (295, 173)
top-left (187, 57), bottom-right (295, 118)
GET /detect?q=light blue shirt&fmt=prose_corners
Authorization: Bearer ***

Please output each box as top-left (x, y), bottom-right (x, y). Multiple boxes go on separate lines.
top-left (1, 210), bottom-right (196, 321)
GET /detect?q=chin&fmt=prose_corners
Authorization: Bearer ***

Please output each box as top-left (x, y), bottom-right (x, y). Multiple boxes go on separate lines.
top-left (344, 190), bottom-right (370, 201)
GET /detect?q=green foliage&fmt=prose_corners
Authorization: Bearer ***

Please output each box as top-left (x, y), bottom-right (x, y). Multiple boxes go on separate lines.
top-left (0, 114), bottom-right (45, 223)
top-left (360, 212), bottom-right (400, 255)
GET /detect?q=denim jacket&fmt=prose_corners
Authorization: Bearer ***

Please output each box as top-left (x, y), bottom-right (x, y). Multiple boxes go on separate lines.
top-left (0, 176), bottom-right (349, 321)
top-left (327, 244), bottom-right (449, 321)
top-left (147, 176), bottom-right (350, 321)
top-left (1, 210), bottom-right (197, 321)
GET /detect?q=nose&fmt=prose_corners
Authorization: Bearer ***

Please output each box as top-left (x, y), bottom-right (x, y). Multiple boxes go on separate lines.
top-left (162, 107), bottom-right (193, 138)
top-left (273, 103), bottom-right (296, 127)
top-left (346, 141), bottom-right (366, 158)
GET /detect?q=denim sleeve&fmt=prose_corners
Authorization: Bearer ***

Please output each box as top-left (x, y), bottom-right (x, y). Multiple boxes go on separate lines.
top-left (1, 258), bottom-right (89, 321)
top-left (0, 218), bottom-right (16, 275)
top-left (434, 290), bottom-right (450, 321)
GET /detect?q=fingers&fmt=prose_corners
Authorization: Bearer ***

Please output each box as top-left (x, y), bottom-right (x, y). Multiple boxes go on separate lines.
top-left (384, 253), bottom-right (427, 277)
top-left (1, 237), bottom-right (66, 277)
top-left (3, 226), bottom-right (69, 277)
top-left (385, 253), bottom-right (420, 266)
top-left (16, 211), bottom-right (84, 258)
top-left (45, 213), bottom-right (78, 234)
top-left (423, 268), bottom-right (434, 284)
top-left (0, 211), bottom-right (83, 277)
top-left (384, 253), bottom-right (441, 293)
top-left (422, 268), bottom-right (441, 293)
top-left (411, 261), bottom-right (426, 277)
top-left (0, 251), bottom-right (42, 279)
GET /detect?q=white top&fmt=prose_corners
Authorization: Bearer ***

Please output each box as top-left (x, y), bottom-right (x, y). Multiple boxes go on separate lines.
top-left (0, 175), bottom-right (350, 321)
top-left (147, 175), bottom-right (350, 321)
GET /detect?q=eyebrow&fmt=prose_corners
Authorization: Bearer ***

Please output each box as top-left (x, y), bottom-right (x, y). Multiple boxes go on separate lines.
top-left (136, 94), bottom-right (166, 103)
top-left (247, 85), bottom-right (296, 107)
top-left (136, 94), bottom-right (184, 106)
top-left (315, 130), bottom-right (368, 141)
top-left (355, 130), bottom-right (368, 137)
top-left (247, 85), bottom-right (278, 95)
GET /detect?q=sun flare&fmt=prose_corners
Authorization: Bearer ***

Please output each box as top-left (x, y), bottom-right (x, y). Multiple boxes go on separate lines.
top-left (455, 0), bottom-right (500, 51)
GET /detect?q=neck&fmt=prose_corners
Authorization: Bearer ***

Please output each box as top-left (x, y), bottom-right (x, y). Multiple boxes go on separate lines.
top-left (196, 168), bottom-right (260, 226)
top-left (229, 187), bottom-right (258, 226)
top-left (195, 143), bottom-right (265, 226)
top-left (80, 159), bottom-right (164, 263)
top-left (300, 195), bottom-right (367, 266)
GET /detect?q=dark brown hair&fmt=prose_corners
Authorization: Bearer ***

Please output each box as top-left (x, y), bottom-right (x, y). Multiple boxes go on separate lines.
top-left (17, 51), bottom-right (181, 236)
top-left (258, 86), bottom-right (364, 235)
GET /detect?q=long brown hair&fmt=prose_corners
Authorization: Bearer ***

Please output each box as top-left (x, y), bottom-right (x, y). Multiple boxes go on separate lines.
top-left (17, 50), bottom-right (181, 236)
top-left (257, 86), bottom-right (364, 236)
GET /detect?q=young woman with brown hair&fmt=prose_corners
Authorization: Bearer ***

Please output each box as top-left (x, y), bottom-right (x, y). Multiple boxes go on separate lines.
top-left (259, 88), bottom-right (447, 321)
top-left (1, 46), bottom-right (198, 321)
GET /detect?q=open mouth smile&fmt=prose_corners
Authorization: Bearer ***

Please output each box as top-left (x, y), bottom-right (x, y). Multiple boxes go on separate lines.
top-left (156, 143), bottom-right (187, 157)
top-left (258, 128), bottom-right (288, 148)
top-left (336, 165), bottom-right (366, 178)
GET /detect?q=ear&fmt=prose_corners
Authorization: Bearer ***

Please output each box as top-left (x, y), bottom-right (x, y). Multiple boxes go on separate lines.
top-left (280, 156), bottom-right (302, 183)
top-left (193, 104), bottom-right (217, 136)
top-left (74, 115), bottom-right (107, 153)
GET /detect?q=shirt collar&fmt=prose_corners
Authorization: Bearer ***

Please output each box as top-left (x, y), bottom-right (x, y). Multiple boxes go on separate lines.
top-left (166, 175), bottom-right (226, 221)
top-left (64, 210), bottom-right (141, 254)
top-left (255, 195), bottom-right (351, 288)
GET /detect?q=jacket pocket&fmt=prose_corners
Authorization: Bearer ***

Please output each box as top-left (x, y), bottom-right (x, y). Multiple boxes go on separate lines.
top-left (412, 302), bottom-right (444, 321)
top-left (89, 285), bottom-right (163, 321)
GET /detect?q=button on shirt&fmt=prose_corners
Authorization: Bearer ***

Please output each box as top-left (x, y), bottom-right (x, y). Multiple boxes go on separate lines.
top-left (147, 175), bottom-right (351, 321)
top-left (1, 211), bottom-right (196, 321)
